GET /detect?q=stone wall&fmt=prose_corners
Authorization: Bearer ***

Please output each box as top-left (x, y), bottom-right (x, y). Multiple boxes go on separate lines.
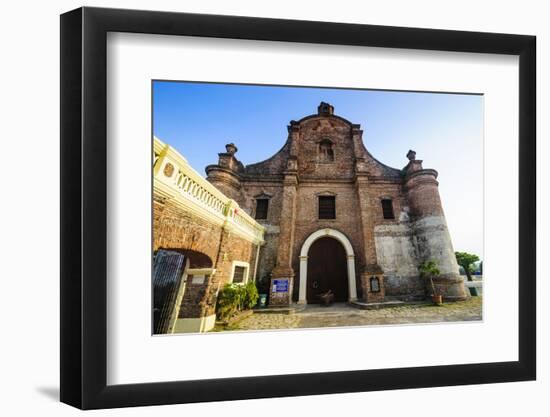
top-left (296, 117), bottom-right (357, 179)
top-left (374, 223), bottom-right (425, 300)
top-left (153, 137), bottom-right (265, 332)
top-left (154, 194), bottom-right (260, 320)
top-left (404, 165), bottom-right (467, 300)
top-left (233, 183), bottom-right (284, 285)
top-left (290, 182), bottom-right (365, 300)
top-left (153, 194), bottom-right (222, 264)
top-left (204, 103), bottom-right (467, 303)
top-left (255, 224), bottom-right (280, 284)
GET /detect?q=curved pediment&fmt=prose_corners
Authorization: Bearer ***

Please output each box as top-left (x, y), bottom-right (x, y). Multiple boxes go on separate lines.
top-left (216, 102), bottom-right (404, 181)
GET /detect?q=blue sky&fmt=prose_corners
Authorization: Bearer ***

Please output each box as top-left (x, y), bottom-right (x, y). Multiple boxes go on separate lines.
top-left (153, 81), bottom-right (483, 257)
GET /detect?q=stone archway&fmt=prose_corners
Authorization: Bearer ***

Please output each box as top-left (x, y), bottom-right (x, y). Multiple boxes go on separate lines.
top-left (298, 228), bottom-right (357, 304)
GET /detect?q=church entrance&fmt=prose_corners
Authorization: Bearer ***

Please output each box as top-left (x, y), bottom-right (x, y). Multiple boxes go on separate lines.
top-left (306, 236), bottom-right (349, 304)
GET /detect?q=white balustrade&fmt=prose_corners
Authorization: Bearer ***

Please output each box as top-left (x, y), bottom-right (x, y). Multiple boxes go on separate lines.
top-left (153, 137), bottom-right (264, 244)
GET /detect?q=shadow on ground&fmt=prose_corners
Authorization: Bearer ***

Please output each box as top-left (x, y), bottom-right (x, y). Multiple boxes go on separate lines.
top-left (35, 386), bottom-right (59, 401)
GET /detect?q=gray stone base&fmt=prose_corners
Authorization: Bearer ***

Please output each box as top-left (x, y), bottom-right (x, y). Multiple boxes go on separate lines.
top-left (383, 274), bottom-right (469, 301)
top-left (384, 275), bottom-right (425, 300)
top-left (429, 274), bottom-right (469, 301)
top-left (350, 300), bottom-right (407, 310)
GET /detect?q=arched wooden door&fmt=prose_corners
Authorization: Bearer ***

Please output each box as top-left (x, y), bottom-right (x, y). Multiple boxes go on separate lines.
top-left (306, 236), bottom-right (348, 303)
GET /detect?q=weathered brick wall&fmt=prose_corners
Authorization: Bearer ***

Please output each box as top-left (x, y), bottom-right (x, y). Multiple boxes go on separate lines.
top-left (178, 279), bottom-right (212, 319)
top-left (368, 182), bottom-right (425, 299)
top-left (255, 227), bottom-right (280, 284)
top-left (231, 183), bottom-right (285, 287)
top-left (239, 184), bottom-right (285, 223)
top-left (154, 193), bottom-right (261, 319)
top-left (296, 118), bottom-right (357, 179)
top-left (404, 168), bottom-right (467, 300)
top-left (290, 183), bottom-right (365, 300)
top-left (235, 109), bottom-right (417, 302)
top-left (405, 172), bottom-right (445, 219)
top-left (203, 103), bottom-right (466, 302)
top-left (213, 229), bottom-right (259, 290)
top-left (177, 231), bottom-right (260, 319)
top-left (374, 223), bottom-right (424, 299)
top-left (153, 194), bottom-right (222, 262)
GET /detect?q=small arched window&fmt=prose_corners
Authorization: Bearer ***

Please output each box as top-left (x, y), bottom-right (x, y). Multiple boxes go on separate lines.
top-left (318, 139), bottom-right (334, 162)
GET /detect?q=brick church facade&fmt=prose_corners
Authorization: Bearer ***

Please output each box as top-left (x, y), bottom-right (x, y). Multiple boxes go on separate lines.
top-left (206, 102), bottom-right (468, 305)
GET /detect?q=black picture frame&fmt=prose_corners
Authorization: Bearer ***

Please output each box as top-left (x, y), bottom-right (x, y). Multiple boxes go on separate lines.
top-left (60, 6), bottom-right (536, 410)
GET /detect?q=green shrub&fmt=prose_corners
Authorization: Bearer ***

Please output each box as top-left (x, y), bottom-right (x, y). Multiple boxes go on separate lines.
top-left (418, 260), bottom-right (441, 296)
top-left (418, 260), bottom-right (440, 277)
top-left (216, 284), bottom-right (242, 321)
top-left (216, 281), bottom-right (259, 321)
top-left (243, 281), bottom-right (259, 310)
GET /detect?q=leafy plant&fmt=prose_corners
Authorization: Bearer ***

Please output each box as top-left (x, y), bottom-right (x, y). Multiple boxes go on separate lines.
top-left (455, 252), bottom-right (480, 282)
top-left (215, 281), bottom-right (260, 321)
top-left (216, 284), bottom-right (243, 321)
top-left (242, 281), bottom-right (259, 310)
top-left (418, 260), bottom-right (441, 296)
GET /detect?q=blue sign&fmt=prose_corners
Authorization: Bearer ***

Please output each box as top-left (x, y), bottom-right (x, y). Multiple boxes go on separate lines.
top-left (273, 279), bottom-right (289, 293)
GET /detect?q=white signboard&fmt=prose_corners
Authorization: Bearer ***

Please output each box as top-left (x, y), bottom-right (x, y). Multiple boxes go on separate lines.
top-left (191, 275), bottom-right (205, 285)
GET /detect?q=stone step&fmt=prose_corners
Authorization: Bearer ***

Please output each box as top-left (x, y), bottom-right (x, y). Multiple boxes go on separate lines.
top-left (253, 306), bottom-right (306, 315)
top-left (349, 300), bottom-right (409, 310)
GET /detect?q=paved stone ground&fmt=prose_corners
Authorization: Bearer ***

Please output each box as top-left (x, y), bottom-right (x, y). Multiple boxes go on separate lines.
top-left (217, 297), bottom-right (482, 331)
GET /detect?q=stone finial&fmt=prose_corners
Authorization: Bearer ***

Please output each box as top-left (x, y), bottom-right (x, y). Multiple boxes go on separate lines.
top-left (406, 149), bottom-right (416, 161)
top-left (318, 102), bottom-right (334, 116)
top-left (225, 143), bottom-right (238, 155)
top-left (403, 149), bottom-right (424, 174)
top-left (288, 120), bottom-right (300, 133)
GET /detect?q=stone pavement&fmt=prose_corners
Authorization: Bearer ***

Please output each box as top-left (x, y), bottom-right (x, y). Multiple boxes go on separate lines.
top-left (216, 297), bottom-right (482, 331)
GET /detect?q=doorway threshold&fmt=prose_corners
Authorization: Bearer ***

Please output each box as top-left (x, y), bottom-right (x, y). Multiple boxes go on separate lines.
top-left (349, 299), bottom-right (408, 310)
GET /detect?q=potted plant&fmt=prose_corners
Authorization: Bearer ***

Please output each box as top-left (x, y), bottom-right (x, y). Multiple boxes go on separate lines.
top-left (418, 260), bottom-right (443, 305)
top-left (319, 289), bottom-right (335, 306)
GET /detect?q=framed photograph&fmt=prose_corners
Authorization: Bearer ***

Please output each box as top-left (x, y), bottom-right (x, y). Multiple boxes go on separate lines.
top-left (60, 6), bottom-right (536, 409)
